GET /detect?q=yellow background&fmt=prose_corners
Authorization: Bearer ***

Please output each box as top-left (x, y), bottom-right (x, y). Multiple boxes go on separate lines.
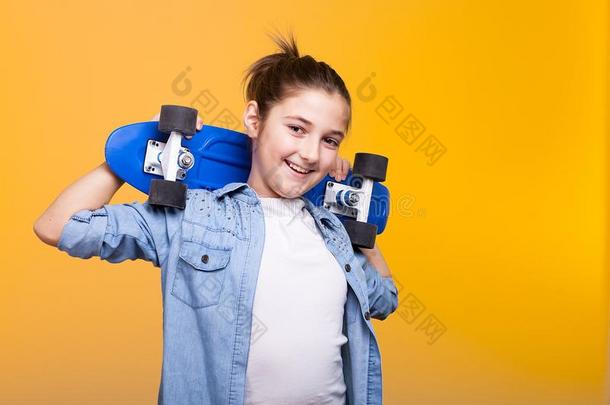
top-left (0, 0), bottom-right (607, 403)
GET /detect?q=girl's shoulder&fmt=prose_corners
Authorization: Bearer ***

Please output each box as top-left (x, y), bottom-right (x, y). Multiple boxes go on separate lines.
top-left (182, 186), bottom-right (248, 240)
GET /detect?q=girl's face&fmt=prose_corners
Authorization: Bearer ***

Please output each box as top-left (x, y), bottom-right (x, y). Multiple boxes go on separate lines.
top-left (243, 88), bottom-right (349, 199)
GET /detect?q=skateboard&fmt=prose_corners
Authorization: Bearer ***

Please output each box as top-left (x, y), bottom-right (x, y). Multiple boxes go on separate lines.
top-left (105, 105), bottom-right (390, 248)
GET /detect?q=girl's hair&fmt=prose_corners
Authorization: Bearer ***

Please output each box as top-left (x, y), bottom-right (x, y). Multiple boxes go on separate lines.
top-left (241, 30), bottom-right (352, 135)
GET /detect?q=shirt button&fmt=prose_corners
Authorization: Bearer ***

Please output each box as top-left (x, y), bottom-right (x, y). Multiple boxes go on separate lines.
top-left (345, 264), bottom-right (351, 272)
top-left (364, 311), bottom-right (370, 320)
top-left (201, 254), bottom-right (209, 264)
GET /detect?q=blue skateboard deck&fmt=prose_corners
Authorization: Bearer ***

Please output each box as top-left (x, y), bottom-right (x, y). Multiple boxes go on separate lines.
top-left (105, 121), bottom-right (389, 234)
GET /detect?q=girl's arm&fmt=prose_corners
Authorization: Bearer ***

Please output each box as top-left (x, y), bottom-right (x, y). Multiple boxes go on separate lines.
top-left (334, 156), bottom-right (398, 319)
top-left (358, 243), bottom-right (391, 278)
top-left (357, 243), bottom-right (399, 320)
top-left (33, 162), bottom-right (124, 247)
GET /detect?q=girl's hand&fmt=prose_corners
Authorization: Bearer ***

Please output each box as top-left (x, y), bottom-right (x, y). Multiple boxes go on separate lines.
top-left (329, 155), bottom-right (350, 182)
top-left (150, 113), bottom-right (204, 139)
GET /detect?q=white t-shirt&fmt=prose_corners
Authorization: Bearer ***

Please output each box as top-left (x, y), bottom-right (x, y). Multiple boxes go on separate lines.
top-left (244, 196), bottom-right (348, 405)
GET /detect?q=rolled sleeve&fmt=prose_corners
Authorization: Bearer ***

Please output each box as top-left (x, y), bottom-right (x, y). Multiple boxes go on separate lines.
top-left (57, 201), bottom-right (180, 267)
top-left (58, 207), bottom-right (111, 259)
top-left (355, 250), bottom-right (399, 320)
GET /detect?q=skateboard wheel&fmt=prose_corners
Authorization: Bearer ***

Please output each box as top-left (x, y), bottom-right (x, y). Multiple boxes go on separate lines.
top-left (343, 219), bottom-right (377, 249)
top-left (353, 153), bottom-right (388, 182)
top-left (148, 179), bottom-right (187, 209)
top-left (158, 105), bottom-right (198, 137)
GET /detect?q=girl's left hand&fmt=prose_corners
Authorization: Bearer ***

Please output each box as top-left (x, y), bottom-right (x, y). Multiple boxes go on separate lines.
top-left (329, 155), bottom-right (350, 182)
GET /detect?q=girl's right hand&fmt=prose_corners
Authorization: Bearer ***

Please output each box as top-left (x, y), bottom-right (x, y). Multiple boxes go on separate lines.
top-left (150, 112), bottom-right (204, 139)
top-left (329, 155), bottom-right (350, 182)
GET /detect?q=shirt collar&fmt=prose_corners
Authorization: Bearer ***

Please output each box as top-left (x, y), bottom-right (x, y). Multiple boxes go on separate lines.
top-left (212, 182), bottom-right (340, 230)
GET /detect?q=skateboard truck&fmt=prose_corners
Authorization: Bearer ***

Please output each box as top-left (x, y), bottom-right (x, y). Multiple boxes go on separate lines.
top-left (323, 153), bottom-right (389, 249)
top-left (146, 105), bottom-right (198, 209)
top-left (143, 140), bottom-right (194, 180)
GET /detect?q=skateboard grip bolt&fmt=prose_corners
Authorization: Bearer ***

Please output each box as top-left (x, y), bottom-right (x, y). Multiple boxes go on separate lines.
top-left (179, 152), bottom-right (194, 169)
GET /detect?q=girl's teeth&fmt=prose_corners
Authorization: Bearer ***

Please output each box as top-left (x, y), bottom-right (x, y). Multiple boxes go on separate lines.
top-left (287, 160), bottom-right (310, 174)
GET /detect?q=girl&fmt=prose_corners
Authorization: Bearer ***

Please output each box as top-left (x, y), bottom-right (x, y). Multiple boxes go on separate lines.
top-left (34, 32), bottom-right (399, 405)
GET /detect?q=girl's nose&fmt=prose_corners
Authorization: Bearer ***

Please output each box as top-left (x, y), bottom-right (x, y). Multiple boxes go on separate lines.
top-left (298, 138), bottom-right (319, 165)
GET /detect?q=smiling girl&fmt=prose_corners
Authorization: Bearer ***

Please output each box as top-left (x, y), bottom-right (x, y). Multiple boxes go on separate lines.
top-left (34, 31), bottom-right (398, 405)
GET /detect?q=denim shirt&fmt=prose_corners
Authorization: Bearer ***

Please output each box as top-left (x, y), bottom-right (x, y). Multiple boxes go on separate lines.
top-left (57, 181), bottom-right (399, 405)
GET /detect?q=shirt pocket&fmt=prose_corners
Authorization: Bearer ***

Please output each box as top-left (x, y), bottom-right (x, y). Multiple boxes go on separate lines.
top-left (171, 240), bottom-right (232, 309)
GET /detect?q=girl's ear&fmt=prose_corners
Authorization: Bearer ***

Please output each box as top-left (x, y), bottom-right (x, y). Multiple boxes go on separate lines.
top-left (243, 100), bottom-right (261, 139)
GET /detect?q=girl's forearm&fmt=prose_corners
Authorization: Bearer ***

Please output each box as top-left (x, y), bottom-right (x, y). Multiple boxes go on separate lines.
top-left (359, 243), bottom-right (392, 278)
top-left (33, 162), bottom-right (125, 246)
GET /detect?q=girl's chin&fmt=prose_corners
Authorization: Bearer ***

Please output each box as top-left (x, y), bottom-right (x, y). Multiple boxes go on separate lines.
top-left (274, 179), bottom-right (310, 198)
top-left (278, 185), bottom-right (306, 198)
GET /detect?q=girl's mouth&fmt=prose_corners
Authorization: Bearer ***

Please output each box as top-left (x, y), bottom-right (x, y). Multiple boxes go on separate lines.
top-left (284, 159), bottom-right (314, 178)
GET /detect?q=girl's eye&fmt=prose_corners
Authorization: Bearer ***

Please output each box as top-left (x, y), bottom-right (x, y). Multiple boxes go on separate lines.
top-left (287, 124), bottom-right (338, 147)
top-left (288, 125), bottom-right (304, 134)
top-left (325, 138), bottom-right (340, 147)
